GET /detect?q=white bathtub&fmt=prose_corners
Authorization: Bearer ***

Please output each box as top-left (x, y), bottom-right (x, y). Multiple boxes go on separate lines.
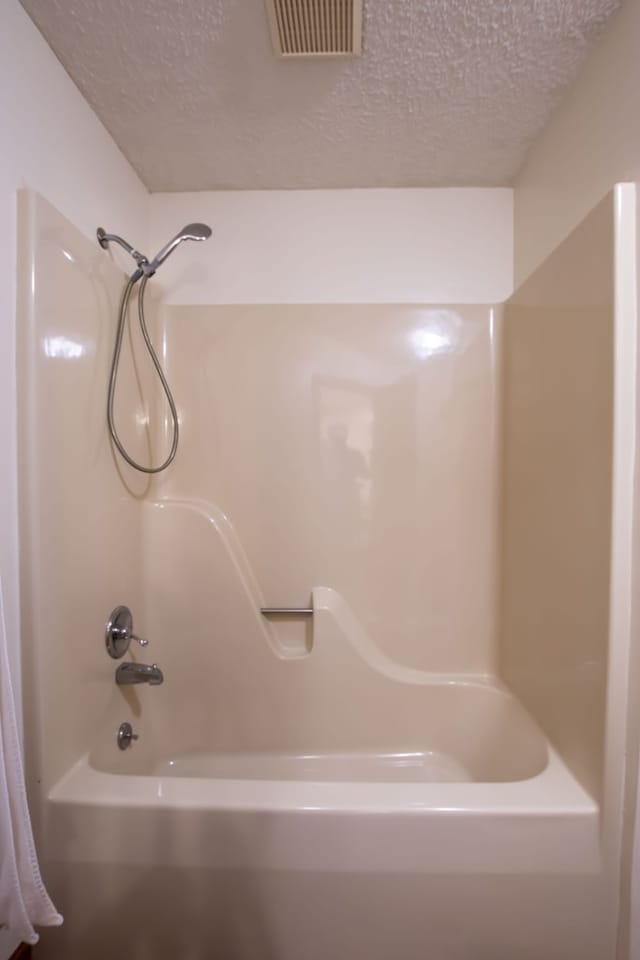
top-left (33, 499), bottom-right (607, 958)
top-left (33, 508), bottom-right (605, 958)
top-left (47, 673), bottom-right (597, 878)
top-left (39, 687), bottom-right (600, 960)
top-left (44, 579), bottom-right (599, 880)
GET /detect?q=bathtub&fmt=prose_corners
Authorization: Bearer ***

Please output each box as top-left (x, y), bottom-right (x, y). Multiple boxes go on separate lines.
top-left (40, 678), bottom-right (600, 959)
top-left (33, 504), bottom-right (604, 959)
top-left (45, 557), bottom-right (599, 877)
top-left (28, 492), bottom-right (609, 958)
top-left (48, 572), bottom-right (599, 871)
top-left (50, 716), bottom-right (596, 876)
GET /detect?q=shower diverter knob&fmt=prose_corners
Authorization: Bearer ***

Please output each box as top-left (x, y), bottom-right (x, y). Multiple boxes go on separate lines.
top-left (117, 722), bottom-right (139, 750)
top-left (105, 605), bottom-right (149, 659)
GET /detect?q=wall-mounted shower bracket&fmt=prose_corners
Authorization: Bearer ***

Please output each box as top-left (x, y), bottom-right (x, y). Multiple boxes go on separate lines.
top-left (96, 227), bottom-right (150, 278)
top-left (105, 605), bottom-right (148, 659)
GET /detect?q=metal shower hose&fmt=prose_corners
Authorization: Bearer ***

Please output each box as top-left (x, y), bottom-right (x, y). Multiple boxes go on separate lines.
top-left (107, 274), bottom-right (179, 474)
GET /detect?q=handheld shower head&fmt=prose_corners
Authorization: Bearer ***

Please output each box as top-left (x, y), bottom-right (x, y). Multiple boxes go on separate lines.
top-left (180, 223), bottom-right (213, 241)
top-left (146, 223), bottom-right (212, 275)
top-left (97, 222), bottom-right (212, 282)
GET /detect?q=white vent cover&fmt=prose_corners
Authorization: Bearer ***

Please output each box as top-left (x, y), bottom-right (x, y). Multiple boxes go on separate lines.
top-left (265, 0), bottom-right (363, 57)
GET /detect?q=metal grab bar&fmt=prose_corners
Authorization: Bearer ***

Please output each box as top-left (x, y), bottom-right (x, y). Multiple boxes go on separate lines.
top-left (261, 607), bottom-right (314, 616)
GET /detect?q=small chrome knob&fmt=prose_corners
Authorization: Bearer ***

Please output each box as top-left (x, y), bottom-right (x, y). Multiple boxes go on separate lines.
top-left (117, 721), bottom-right (139, 751)
top-left (106, 605), bottom-right (148, 659)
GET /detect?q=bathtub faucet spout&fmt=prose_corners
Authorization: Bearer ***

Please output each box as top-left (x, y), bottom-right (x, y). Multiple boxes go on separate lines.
top-left (116, 662), bottom-right (164, 686)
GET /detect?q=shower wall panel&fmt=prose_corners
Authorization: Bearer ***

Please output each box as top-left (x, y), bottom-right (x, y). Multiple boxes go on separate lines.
top-left (154, 304), bottom-right (501, 674)
top-left (17, 191), bottom-right (151, 797)
top-left (501, 194), bottom-right (615, 799)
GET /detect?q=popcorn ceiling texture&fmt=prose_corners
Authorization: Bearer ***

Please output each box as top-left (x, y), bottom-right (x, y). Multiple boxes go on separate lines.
top-left (20, 0), bottom-right (623, 191)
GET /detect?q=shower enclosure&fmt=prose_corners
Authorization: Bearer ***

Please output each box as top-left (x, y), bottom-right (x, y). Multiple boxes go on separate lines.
top-left (17, 186), bottom-right (637, 959)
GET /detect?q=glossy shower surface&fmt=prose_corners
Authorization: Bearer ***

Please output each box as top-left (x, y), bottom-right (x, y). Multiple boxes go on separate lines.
top-left (17, 187), bottom-right (635, 960)
top-left (154, 303), bottom-right (501, 674)
top-left (502, 195), bottom-right (615, 801)
top-left (17, 191), bottom-right (148, 794)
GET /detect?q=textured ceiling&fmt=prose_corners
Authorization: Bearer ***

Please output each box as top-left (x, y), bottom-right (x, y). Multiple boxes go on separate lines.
top-left (20, 0), bottom-right (623, 191)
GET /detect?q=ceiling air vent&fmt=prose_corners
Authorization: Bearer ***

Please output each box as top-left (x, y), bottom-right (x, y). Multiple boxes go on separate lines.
top-left (265, 0), bottom-right (363, 57)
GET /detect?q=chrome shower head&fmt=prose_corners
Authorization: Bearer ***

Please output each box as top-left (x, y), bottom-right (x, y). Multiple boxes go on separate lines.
top-left (146, 223), bottom-right (212, 275)
top-left (97, 222), bottom-right (212, 282)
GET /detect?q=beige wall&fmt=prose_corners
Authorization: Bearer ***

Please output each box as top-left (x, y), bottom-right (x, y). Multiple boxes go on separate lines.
top-left (501, 195), bottom-right (615, 799)
top-left (17, 190), bottom-right (151, 796)
top-left (502, 183), bottom-right (638, 959)
top-left (153, 303), bottom-right (501, 674)
top-left (514, 0), bottom-right (638, 284)
top-left (145, 186), bottom-right (515, 683)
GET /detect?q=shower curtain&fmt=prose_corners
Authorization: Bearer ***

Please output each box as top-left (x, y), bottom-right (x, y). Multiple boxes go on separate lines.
top-left (0, 575), bottom-right (61, 944)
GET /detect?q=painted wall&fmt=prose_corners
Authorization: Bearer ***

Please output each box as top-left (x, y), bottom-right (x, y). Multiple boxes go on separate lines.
top-left (513, 0), bottom-right (638, 284)
top-left (149, 188), bottom-right (513, 305)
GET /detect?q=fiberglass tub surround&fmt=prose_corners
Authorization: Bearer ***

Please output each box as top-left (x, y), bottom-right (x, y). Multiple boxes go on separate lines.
top-left (152, 302), bottom-right (500, 676)
top-left (18, 187), bottom-right (635, 960)
top-left (91, 561), bottom-right (550, 785)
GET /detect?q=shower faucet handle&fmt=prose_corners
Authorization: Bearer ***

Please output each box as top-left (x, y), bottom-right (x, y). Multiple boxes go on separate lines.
top-left (105, 605), bottom-right (148, 659)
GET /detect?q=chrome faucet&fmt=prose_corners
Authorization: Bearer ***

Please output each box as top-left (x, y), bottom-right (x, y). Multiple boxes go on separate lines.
top-left (116, 662), bottom-right (164, 686)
